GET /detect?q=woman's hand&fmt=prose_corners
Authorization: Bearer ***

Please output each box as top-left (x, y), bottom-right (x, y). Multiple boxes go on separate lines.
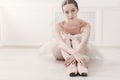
top-left (73, 52), bottom-right (88, 68)
top-left (64, 55), bottom-right (76, 67)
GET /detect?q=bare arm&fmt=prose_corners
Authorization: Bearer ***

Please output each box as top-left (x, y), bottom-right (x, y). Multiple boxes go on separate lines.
top-left (69, 21), bottom-right (91, 67)
top-left (75, 22), bottom-right (91, 54)
top-left (54, 23), bottom-right (76, 54)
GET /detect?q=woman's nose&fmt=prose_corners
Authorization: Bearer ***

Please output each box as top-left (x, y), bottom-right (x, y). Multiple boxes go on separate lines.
top-left (68, 13), bottom-right (73, 18)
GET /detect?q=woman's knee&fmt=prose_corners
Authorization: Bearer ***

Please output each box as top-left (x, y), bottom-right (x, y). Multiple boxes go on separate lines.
top-left (52, 44), bottom-right (64, 61)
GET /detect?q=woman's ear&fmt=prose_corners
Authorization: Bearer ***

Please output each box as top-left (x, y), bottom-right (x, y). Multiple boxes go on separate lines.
top-left (77, 9), bottom-right (79, 13)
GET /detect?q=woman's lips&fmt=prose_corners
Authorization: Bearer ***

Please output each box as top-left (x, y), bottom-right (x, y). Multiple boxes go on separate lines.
top-left (69, 17), bottom-right (74, 20)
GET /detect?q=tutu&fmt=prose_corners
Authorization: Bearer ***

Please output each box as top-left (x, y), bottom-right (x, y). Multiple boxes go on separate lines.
top-left (39, 34), bottom-right (103, 61)
top-left (60, 33), bottom-right (89, 60)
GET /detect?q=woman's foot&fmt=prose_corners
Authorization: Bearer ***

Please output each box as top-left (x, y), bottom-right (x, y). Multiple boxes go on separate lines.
top-left (77, 61), bottom-right (88, 77)
top-left (66, 62), bottom-right (77, 77)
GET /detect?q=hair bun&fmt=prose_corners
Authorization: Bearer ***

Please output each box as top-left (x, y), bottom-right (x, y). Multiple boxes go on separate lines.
top-left (62, 0), bottom-right (79, 10)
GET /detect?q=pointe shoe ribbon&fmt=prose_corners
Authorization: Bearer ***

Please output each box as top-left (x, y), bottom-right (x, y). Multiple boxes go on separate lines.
top-left (77, 62), bottom-right (88, 77)
top-left (66, 63), bottom-right (77, 77)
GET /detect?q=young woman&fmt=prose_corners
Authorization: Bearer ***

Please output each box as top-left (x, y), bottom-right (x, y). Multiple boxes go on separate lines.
top-left (53, 0), bottom-right (91, 77)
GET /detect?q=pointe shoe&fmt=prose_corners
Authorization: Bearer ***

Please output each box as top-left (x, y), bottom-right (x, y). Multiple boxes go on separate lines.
top-left (77, 62), bottom-right (88, 77)
top-left (66, 63), bottom-right (77, 77)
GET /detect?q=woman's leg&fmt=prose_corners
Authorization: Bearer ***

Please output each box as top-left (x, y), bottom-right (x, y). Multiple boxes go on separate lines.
top-left (61, 37), bottom-right (77, 77)
top-left (52, 37), bottom-right (71, 61)
top-left (72, 38), bottom-right (88, 76)
top-left (52, 44), bottom-right (65, 61)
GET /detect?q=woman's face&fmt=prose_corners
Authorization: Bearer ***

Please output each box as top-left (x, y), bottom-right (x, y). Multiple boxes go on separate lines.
top-left (63, 4), bottom-right (78, 20)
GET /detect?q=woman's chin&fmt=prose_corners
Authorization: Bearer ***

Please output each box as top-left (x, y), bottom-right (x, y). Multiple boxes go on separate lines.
top-left (68, 18), bottom-right (74, 21)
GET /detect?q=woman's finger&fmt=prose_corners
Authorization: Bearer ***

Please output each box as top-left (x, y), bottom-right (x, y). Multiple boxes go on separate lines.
top-left (64, 57), bottom-right (71, 64)
top-left (72, 60), bottom-right (75, 64)
top-left (65, 58), bottom-right (73, 66)
top-left (64, 57), bottom-right (75, 67)
top-left (64, 58), bottom-right (71, 66)
top-left (79, 58), bottom-right (88, 68)
top-left (65, 59), bottom-right (75, 67)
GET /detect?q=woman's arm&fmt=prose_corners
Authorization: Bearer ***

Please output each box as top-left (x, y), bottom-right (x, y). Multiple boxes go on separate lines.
top-left (71, 21), bottom-right (90, 66)
top-left (54, 23), bottom-right (76, 54)
top-left (75, 22), bottom-right (91, 54)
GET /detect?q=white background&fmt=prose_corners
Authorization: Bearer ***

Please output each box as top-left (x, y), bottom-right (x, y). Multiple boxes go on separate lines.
top-left (0, 0), bottom-right (120, 46)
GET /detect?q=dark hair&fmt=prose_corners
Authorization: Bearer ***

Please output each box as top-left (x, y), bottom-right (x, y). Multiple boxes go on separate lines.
top-left (61, 0), bottom-right (79, 10)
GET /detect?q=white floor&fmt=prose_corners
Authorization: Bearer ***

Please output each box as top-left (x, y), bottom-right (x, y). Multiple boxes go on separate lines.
top-left (0, 47), bottom-right (120, 80)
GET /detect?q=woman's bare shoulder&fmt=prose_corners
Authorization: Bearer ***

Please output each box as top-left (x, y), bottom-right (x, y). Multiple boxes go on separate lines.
top-left (78, 19), bottom-right (91, 32)
top-left (78, 19), bottom-right (90, 26)
top-left (78, 19), bottom-right (88, 24)
top-left (55, 20), bottom-right (65, 30)
top-left (56, 20), bottom-right (64, 26)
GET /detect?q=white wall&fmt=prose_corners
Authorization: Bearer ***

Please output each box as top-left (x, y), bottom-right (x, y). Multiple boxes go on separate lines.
top-left (0, 0), bottom-right (120, 47)
top-left (0, 1), bottom-right (54, 46)
top-left (103, 8), bottom-right (120, 46)
top-left (3, 5), bottom-right (53, 46)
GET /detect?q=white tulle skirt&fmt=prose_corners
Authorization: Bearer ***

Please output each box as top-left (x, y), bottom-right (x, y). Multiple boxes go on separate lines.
top-left (39, 35), bottom-right (103, 61)
top-left (60, 33), bottom-right (89, 60)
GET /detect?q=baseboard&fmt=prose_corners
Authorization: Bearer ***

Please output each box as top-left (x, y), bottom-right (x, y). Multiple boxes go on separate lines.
top-left (0, 42), bottom-right (120, 48)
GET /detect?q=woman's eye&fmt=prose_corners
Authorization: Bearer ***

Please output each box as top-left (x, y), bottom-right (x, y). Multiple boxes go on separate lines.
top-left (65, 11), bottom-right (69, 14)
top-left (71, 9), bottom-right (75, 12)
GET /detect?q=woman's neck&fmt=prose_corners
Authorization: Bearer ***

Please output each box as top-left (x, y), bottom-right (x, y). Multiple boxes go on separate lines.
top-left (65, 18), bottom-right (77, 23)
top-left (65, 18), bottom-right (80, 27)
